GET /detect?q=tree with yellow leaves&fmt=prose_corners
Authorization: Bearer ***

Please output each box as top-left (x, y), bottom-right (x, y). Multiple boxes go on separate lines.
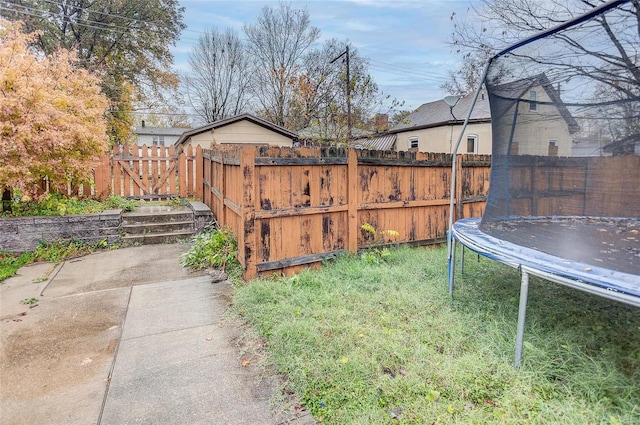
top-left (0, 19), bottom-right (109, 198)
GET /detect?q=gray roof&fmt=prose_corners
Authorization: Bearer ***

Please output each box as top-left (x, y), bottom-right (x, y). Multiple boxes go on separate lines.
top-left (135, 126), bottom-right (191, 136)
top-left (351, 133), bottom-right (397, 150)
top-left (175, 113), bottom-right (298, 146)
top-left (390, 91), bottom-right (491, 133)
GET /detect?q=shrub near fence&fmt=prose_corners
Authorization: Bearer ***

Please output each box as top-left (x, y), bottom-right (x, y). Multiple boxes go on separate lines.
top-left (202, 146), bottom-right (491, 278)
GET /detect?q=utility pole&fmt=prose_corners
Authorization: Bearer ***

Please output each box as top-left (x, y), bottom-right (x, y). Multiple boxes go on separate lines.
top-left (330, 45), bottom-right (351, 141)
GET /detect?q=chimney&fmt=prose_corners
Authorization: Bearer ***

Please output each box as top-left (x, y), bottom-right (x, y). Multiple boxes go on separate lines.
top-left (141, 120), bottom-right (145, 128)
top-left (374, 113), bottom-right (389, 132)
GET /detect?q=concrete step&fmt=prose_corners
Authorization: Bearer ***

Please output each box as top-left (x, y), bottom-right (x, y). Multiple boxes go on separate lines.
top-left (121, 221), bottom-right (194, 235)
top-left (122, 208), bottom-right (193, 226)
top-left (121, 206), bottom-right (196, 245)
top-left (122, 230), bottom-right (195, 245)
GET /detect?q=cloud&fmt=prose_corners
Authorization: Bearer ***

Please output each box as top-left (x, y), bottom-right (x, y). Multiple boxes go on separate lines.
top-left (174, 0), bottom-right (481, 110)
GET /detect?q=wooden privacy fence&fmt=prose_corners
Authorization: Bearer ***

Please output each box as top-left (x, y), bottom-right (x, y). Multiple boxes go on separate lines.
top-left (505, 155), bottom-right (640, 217)
top-left (202, 146), bottom-right (491, 278)
top-left (47, 144), bottom-right (202, 199)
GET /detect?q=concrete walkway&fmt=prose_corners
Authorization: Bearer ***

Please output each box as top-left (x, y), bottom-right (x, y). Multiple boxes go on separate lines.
top-left (0, 244), bottom-right (312, 425)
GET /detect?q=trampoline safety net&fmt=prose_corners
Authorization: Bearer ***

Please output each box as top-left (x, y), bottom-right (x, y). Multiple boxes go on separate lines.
top-left (481, 0), bottom-right (640, 276)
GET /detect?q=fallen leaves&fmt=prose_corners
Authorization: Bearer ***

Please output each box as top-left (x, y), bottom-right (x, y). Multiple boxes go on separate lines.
top-left (484, 399), bottom-right (500, 407)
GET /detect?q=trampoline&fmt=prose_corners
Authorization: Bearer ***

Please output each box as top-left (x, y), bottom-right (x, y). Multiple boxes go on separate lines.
top-left (447, 0), bottom-right (640, 368)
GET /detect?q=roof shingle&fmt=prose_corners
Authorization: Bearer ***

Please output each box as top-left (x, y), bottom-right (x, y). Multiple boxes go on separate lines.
top-left (390, 91), bottom-right (491, 133)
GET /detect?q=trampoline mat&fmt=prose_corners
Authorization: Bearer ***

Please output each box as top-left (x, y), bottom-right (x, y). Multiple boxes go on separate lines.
top-left (452, 217), bottom-right (640, 298)
top-left (481, 217), bottom-right (640, 276)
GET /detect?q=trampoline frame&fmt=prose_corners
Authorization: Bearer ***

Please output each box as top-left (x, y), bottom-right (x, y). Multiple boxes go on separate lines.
top-left (449, 218), bottom-right (640, 368)
top-left (445, 0), bottom-right (640, 368)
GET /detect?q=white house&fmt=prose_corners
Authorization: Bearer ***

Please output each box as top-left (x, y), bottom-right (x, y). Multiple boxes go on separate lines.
top-left (389, 91), bottom-right (492, 154)
top-left (489, 74), bottom-right (580, 156)
top-left (134, 123), bottom-right (190, 147)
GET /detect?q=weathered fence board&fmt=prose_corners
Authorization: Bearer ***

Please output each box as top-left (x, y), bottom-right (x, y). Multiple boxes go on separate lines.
top-left (504, 155), bottom-right (640, 218)
top-left (202, 146), bottom-right (491, 278)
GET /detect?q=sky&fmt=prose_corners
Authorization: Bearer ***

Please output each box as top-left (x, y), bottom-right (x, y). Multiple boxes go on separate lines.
top-left (172, 0), bottom-right (482, 112)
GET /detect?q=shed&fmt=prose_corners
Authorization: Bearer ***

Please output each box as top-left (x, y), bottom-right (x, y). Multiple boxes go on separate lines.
top-left (174, 114), bottom-right (298, 150)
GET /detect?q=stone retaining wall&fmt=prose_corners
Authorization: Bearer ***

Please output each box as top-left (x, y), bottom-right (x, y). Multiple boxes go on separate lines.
top-left (189, 201), bottom-right (214, 234)
top-left (0, 202), bottom-right (214, 253)
top-left (0, 210), bottom-right (122, 253)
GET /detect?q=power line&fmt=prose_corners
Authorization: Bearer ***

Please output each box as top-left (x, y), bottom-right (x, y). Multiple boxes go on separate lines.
top-left (39, 0), bottom-right (203, 36)
top-left (0, 2), bottom-right (174, 37)
top-left (1, 4), bottom-right (138, 34)
top-left (368, 58), bottom-right (449, 82)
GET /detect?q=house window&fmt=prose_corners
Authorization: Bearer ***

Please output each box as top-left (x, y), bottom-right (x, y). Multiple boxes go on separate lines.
top-left (466, 134), bottom-right (478, 154)
top-left (409, 137), bottom-right (419, 149)
top-left (548, 139), bottom-right (558, 156)
top-left (152, 135), bottom-right (165, 146)
top-left (529, 90), bottom-right (537, 111)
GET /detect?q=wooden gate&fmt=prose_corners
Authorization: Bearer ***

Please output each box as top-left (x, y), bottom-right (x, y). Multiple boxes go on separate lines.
top-left (110, 144), bottom-right (202, 199)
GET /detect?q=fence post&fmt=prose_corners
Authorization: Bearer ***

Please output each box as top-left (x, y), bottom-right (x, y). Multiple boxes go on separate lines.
top-left (240, 146), bottom-right (257, 279)
top-left (455, 155), bottom-right (464, 221)
top-left (195, 146), bottom-right (203, 199)
top-left (186, 145), bottom-right (195, 197)
top-left (168, 145), bottom-right (177, 194)
top-left (347, 149), bottom-right (359, 253)
top-left (178, 147), bottom-right (187, 198)
top-left (219, 149), bottom-right (226, 227)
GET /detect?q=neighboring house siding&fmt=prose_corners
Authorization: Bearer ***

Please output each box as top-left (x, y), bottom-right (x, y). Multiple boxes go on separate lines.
top-left (136, 134), bottom-right (182, 146)
top-left (135, 127), bottom-right (189, 147)
top-left (493, 86), bottom-right (573, 156)
top-left (395, 122), bottom-right (492, 154)
top-left (182, 121), bottom-right (293, 149)
top-left (211, 121), bottom-right (293, 146)
top-left (188, 131), bottom-right (215, 149)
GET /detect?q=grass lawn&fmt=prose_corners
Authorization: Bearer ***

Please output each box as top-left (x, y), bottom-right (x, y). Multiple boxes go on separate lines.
top-left (233, 246), bottom-right (640, 424)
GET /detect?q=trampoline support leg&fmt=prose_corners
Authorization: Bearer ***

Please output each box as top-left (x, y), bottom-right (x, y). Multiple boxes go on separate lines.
top-left (515, 270), bottom-right (529, 369)
top-left (448, 240), bottom-right (457, 297)
top-left (460, 245), bottom-right (465, 275)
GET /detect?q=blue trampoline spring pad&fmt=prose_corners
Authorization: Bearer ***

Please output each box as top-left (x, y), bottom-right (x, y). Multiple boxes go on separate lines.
top-left (452, 217), bottom-right (640, 299)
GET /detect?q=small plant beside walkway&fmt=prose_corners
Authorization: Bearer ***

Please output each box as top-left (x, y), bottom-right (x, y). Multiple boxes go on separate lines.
top-left (180, 225), bottom-right (242, 279)
top-left (232, 246), bottom-right (640, 424)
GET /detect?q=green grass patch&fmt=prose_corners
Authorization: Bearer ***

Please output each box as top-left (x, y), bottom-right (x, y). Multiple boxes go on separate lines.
top-left (0, 239), bottom-right (116, 283)
top-left (0, 251), bottom-right (33, 282)
top-left (233, 246), bottom-right (640, 424)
